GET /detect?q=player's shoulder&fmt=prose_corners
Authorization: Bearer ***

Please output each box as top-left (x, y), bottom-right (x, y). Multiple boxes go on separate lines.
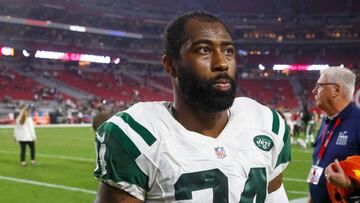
top-left (231, 98), bottom-right (291, 172)
top-left (349, 103), bottom-right (360, 117)
top-left (104, 100), bottom-right (169, 125)
top-left (231, 97), bottom-right (286, 135)
top-left (232, 97), bottom-right (275, 118)
top-left (112, 101), bottom-right (170, 124)
top-left (97, 101), bottom-right (169, 144)
top-left (129, 101), bottom-right (168, 110)
top-left (340, 103), bottom-right (360, 129)
top-left (232, 97), bottom-right (265, 109)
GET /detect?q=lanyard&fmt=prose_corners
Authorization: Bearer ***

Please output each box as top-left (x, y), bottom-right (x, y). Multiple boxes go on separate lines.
top-left (316, 118), bottom-right (341, 165)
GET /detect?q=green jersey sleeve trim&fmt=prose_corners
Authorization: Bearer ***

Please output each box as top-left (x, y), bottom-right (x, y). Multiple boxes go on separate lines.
top-left (94, 122), bottom-right (150, 191)
top-left (271, 109), bottom-right (280, 135)
top-left (116, 112), bottom-right (157, 146)
top-left (105, 122), bottom-right (142, 159)
top-left (276, 120), bottom-right (291, 167)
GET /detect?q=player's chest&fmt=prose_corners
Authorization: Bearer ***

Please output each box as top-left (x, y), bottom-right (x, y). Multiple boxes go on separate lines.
top-left (146, 128), bottom-right (276, 202)
top-left (155, 127), bottom-right (276, 176)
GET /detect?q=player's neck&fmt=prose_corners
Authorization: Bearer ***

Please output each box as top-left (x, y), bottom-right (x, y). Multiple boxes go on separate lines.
top-left (171, 103), bottom-right (230, 138)
top-left (325, 99), bottom-right (350, 117)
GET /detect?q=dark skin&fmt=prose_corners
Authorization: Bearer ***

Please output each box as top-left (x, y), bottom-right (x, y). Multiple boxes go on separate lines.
top-left (94, 18), bottom-right (283, 203)
top-left (94, 183), bottom-right (142, 203)
top-left (164, 19), bottom-right (236, 138)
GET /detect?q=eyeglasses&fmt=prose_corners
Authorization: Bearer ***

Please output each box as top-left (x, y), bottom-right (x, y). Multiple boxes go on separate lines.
top-left (314, 82), bottom-right (338, 89)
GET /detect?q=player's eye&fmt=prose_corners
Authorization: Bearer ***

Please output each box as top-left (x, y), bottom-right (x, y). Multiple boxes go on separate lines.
top-left (224, 47), bottom-right (234, 56)
top-left (198, 47), bottom-right (211, 54)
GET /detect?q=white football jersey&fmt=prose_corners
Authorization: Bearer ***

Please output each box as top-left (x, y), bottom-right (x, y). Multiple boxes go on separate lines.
top-left (94, 97), bottom-right (291, 203)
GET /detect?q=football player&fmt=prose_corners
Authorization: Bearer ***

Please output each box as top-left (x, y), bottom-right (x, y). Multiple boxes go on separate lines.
top-left (93, 11), bottom-right (291, 203)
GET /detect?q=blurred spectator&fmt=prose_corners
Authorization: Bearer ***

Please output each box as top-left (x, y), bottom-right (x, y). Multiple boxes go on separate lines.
top-left (13, 105), bottom-right (37, 166)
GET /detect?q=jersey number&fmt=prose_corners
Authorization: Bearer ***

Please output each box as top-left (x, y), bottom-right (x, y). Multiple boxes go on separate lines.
top-left (174, 168), bottom-right (266, 203)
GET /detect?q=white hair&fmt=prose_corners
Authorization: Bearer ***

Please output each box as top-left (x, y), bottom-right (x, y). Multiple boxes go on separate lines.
top-left (320, 66), bottom-right (356, 100)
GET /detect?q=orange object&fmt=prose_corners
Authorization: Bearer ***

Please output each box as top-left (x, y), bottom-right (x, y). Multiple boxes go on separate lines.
top-left (327, 156), bottom-right (360, 202)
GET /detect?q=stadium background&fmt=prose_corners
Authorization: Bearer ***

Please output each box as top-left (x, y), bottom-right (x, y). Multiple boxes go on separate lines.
top-left (0, 0), bottom-right (359, 202)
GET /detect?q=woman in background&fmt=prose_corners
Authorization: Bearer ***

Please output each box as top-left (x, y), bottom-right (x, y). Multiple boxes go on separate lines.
top-left (13, 106), bottom-right (37, 166)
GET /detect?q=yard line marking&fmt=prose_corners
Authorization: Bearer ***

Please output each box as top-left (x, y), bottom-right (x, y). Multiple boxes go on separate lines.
top-left (300, 150), bottom-right (312, 154)
top-left (0, 175), bottom-right (308, 197)
top-left (287, 190), bottom-right (308, 195)
top-left (0, 150), bottom-right (94, 162)
top-left (284, 177), bottom-right (306, 182)
top-left (0, 175), bottom-right (96, 195)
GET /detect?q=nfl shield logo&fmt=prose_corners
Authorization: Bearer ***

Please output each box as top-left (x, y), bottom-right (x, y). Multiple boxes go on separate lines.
top-left (214, 147), bottom-right (226, 158)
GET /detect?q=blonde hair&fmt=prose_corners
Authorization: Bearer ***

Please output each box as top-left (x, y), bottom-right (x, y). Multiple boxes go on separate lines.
top-left (18, 107), bottom-right (29, 125)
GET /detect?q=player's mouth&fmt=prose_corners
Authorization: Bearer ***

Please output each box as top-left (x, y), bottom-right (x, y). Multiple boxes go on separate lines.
top-left (213, 79), bottom-right (231, 91)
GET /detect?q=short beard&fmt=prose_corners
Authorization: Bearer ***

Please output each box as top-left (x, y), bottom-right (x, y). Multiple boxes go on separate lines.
top-left (177, 68), bottom-right (237, 112)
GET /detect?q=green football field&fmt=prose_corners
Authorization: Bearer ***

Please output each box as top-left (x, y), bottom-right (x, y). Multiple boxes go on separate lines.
top-left (0, 126), bottom-right (312, 202)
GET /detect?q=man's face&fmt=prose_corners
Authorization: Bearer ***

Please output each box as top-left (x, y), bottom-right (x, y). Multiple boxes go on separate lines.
top-left (312, 74), bottom-right (337, 110)
top-left (175, 19), bottom-right (237, 112)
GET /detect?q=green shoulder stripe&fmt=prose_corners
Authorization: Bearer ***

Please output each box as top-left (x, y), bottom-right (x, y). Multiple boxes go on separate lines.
top-left (104, 122), bottom-right (142, 159)
top-left (116, 112), bottom-right (156, 146)
top-left (271, 109), bottom-right (280, 135)
top-left (95, 123), bottom-right (150, 190)
top-left (276, 121), bottom-right (291, 167)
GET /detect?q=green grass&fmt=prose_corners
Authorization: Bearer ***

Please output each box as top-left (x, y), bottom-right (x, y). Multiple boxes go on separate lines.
top-left (284, 144), bottom-right (312, 200)
top-left (0, 127), bottom-right (98, 203)
top-left (0, 126), bottom-right (312, 202)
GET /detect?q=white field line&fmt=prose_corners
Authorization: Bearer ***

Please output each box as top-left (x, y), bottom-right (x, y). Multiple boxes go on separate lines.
top-left (0, 150), bottom-right (309, 182)
top-left (0, 150), bottom-right (94, 162)
top-left (299, 150), bottom-right (312, 154)
top-left (0, 175), bottom-right (307, 197)
top-left (287, 190), bottom-right (308, 195)
top-left (0, 150), bottom-right (309, 196)
top-left (284, 177), bottom-right (306, 182)
top-left (0, 175), bottom-right (96, 195)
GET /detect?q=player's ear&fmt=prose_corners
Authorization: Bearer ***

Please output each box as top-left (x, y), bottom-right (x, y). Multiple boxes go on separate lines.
top-left (333, 84), bottom-right (341, 98)
top-left (162, 55), bottom-right (177, 78)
